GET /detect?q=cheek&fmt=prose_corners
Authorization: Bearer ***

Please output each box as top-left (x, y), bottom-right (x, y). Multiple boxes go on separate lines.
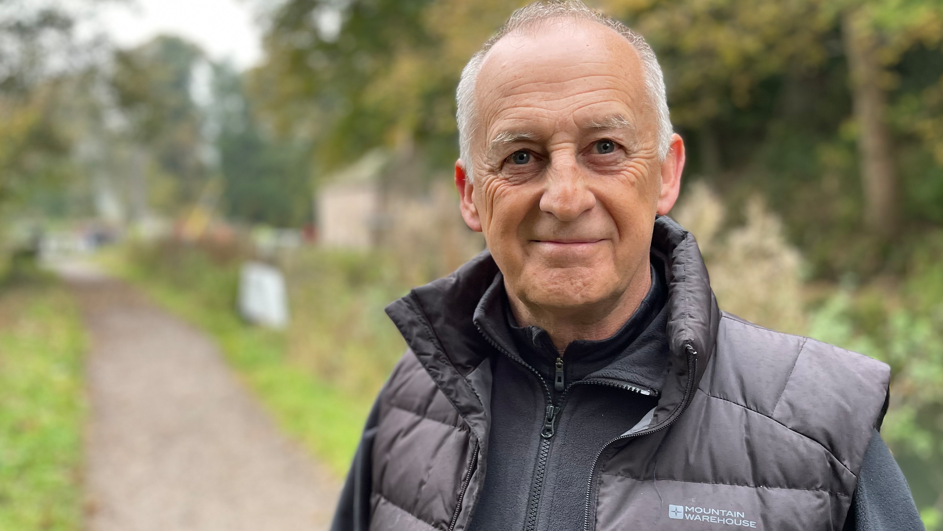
top-left (477, 179), bottom-right (536, 236)
top-left (620, 160), bottom-right (662, 210)
top-left (473, 180), bottom-right (502, 232)
top-left (619, 158), bottom-right (659, 192)
top-left (595, 168), bottom-right (661, 247)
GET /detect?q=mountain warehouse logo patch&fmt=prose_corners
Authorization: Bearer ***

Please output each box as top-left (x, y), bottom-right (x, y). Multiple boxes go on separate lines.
top-left (668, 504), bottom-right (758, 528)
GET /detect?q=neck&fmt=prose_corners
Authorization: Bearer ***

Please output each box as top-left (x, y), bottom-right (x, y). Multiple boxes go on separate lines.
top-left (506, 261), bottom-right (653, 355)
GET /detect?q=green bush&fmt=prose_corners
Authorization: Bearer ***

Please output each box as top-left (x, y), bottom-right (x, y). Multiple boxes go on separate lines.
top-left (807, 284), bottom-right (943, 526)
top-left (283, 248), bottom-right (409, 397)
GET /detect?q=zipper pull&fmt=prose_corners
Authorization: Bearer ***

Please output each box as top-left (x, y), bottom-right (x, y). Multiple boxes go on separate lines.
top-left (554, 357), bottom-right (565, 392)
top-left (541, 405), bottom-right (557, 438)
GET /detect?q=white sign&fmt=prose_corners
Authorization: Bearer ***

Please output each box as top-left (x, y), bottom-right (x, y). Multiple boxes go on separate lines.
top-left (238, 261), bottom-right (289, 329)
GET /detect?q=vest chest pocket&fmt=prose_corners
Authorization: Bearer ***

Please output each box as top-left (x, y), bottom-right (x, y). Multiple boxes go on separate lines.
top-left (591, 475), bottom-right (847, 531)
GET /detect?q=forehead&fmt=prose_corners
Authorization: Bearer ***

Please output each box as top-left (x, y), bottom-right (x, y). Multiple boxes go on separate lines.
top-left (475, 18), bottom-right (648, 137)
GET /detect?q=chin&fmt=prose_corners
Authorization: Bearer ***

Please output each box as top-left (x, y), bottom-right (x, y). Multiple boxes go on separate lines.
top-left (519, 267), bottom-right (619, 312)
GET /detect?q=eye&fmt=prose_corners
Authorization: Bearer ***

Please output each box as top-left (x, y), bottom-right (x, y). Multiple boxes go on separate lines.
top-left (595, 139), bottom-right (616, 154)
top-left (508, 151), bottom-right (531, 165)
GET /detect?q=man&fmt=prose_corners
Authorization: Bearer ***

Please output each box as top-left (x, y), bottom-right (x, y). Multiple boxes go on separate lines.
top-left (331, 1), bottom-right (923, 530)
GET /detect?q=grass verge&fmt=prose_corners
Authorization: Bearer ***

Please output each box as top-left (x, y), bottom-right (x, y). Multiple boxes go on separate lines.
top-left (0, 278), bottom-right (86, 531)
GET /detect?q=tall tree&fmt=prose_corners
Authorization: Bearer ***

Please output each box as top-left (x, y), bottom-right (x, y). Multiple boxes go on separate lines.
top-left (251, 0), bottom-right (475, 175)
top-left (833, 0), bottom-right (943, 238)
top-left (842, 5), bottom-right (899, 238)
top-left (0, 0), bottom-right (88, 211)
top-left (110, 35), bottom-right (208, 216)
top-left (211, 64), bottom-right (312, 226)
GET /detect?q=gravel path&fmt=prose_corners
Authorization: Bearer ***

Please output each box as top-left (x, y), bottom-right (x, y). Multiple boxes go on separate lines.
top-left (61, 263), bottom-right (340, 531)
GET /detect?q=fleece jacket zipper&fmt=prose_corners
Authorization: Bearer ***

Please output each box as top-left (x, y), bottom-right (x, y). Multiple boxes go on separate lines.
top-left (477, 323), bottom-right (557, 531)
top-left (476, 323), bottom-right (660, 531)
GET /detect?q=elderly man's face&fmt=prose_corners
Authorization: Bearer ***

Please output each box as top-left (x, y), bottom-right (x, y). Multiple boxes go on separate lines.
top-left (457, 19), bottom-right (683, 318)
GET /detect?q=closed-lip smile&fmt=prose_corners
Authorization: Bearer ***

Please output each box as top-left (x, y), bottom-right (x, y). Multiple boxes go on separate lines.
top-left (532, 239), bottom-right (604, 244)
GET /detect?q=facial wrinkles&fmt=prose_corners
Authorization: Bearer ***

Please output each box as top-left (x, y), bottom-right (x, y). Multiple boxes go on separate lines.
top-left (478, 86), bottom-right (653, 175)
top-left (482, 103), bottom-right (645, 180)
top-left (482, 81), bottom-right (636, 140)
top-left (476, 172), bottom-right (532, 236)
top-left (487, 67), bottom-right (623, 102)
top-left (478, 112), bottom-right (659, 244)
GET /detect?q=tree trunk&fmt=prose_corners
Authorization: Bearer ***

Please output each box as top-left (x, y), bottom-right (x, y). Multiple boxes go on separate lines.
top-left (841, 8), bottom-right (899, 239)
top-left (699, 123), bottom-right (722, 179)
top-left (130, 147), bottom-right (149, 224)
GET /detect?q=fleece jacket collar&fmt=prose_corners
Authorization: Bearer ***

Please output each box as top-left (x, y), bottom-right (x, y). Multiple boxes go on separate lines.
top-left (472, 263), bottom-right (670, 396)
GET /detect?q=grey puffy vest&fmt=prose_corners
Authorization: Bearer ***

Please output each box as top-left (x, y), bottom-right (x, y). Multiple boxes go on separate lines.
top-left (368, 217), bottom-right (890, 531)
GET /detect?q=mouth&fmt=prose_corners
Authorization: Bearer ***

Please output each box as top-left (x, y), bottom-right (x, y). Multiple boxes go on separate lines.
top-left (530, 239), bottom-right (606, 255)
top-left (528, 239), bottom-right (606, 262)
top-left (532, 239), bottom-right (604, 245)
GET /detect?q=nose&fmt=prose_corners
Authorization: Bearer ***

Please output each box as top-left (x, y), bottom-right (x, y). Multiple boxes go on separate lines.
top-left (538, 156), bottom-right (596, 222)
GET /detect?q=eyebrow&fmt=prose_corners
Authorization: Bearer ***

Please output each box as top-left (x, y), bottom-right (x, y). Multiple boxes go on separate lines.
top-left (585, 114), bottom-right (636, 133)
top-left (488, 130), bottom-right (539, 156)
top-left (586, 114), bottom-right (642, 152)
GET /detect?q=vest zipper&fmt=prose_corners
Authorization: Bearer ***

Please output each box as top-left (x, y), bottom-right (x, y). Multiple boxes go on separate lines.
top-left (581, 344), bottom-right (699, 531)
top-left (448, 442), bottom-right (480, 531)
top-left (580, 378), bottom-right (659, 397)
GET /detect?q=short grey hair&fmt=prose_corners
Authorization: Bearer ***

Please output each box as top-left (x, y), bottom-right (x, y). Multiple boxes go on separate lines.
top-left (456, 0), bottom-right (673, 182)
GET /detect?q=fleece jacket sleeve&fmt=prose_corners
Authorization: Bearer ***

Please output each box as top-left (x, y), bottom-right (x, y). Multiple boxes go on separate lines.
top-left (843, 429), bottom-right (924, 531)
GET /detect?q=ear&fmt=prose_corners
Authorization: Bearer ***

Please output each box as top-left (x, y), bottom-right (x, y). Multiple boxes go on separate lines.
top-left (455, 159), bottom-right (482, 232)
top-left (656, 133), bottom-right (685, 215)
